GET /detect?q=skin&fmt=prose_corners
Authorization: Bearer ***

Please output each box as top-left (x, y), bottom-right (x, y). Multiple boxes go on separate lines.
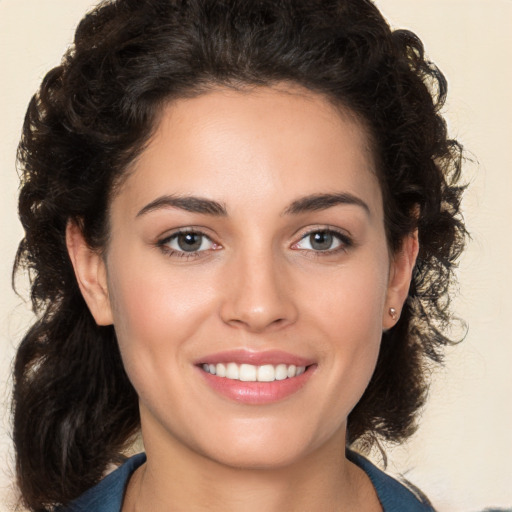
top-left (67, 84), bottom-right (418, 511)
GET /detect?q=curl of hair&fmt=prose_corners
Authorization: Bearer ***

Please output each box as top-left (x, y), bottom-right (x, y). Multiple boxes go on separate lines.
top-left (12, 0), bottom-right (467, 509)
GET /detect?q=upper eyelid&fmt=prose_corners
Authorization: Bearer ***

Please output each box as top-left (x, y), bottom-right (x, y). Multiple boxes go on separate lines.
top-left (290, 230), bottom-right (353, 260)
top-left (294, 226), bottom-right (352, 242)
top-left (158, 227), bottom-right (215, 243)
top-left (157, 230), bottom-right (218, 258)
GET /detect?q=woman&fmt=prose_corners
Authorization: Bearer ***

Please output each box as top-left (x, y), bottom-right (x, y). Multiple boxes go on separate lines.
top-left (12, 0), bottom-right (466, 510)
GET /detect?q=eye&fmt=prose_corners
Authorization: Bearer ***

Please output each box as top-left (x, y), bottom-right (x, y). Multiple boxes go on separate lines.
top-left (293, 229), bottom-right (351, 252)
top-left (159, 230), bottom-right (217, 255)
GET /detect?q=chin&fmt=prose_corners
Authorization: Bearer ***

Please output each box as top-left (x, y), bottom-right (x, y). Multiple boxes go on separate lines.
top-left (192, 420), bottom-right (337, 471)
top-left (204, 442), bottom-right (309, 471)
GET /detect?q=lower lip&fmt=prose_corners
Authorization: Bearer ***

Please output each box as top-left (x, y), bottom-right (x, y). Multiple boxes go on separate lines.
top-left (198, 366), bottom-right (315, 405)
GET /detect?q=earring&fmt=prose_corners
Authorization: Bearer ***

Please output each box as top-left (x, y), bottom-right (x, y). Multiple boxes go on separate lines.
top-left (389, 307), bottom-right (398, 321)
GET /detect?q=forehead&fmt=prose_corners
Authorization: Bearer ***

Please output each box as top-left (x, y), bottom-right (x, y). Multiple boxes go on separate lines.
top-left (114, 85), bottom-right (382, 219)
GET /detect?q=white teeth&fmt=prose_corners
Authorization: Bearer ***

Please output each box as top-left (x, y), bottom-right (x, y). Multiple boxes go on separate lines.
top-left (202, 362), bottom-right (308, 382)
top-left (216, 363), bottom-right (226, 377)
top-left (257, 364), bottom-right (275, 382)
top-left (226, 362), bottom-right (239, 380)
top-left (239, 364), bottom-right (257, 382)
top-left (275, 364), bottom-right (288, 381)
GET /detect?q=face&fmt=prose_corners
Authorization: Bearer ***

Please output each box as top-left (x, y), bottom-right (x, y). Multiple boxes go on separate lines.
top-left (74, 85), bottom-right (413, 469)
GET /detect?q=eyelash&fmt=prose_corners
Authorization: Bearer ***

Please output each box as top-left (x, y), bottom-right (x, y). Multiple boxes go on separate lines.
top-left (157, 229), bottom-right (219, 261)
top-left (293, 228), bottom-right (353, 257)
top-left (156, 227), bottom-right (353, 260)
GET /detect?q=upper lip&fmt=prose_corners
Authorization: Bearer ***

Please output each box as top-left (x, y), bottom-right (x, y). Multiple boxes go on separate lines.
top-left (196, 349), bottom-right (315, 367)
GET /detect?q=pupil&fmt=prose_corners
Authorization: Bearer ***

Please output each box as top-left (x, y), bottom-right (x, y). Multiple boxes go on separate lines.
top-left (178, 233), bottom-right (202, 252)
top-left (311, 232), bottom-right (332, 250)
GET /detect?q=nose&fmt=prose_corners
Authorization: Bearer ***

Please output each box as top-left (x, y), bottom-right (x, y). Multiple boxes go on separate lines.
top-left (219, 248), bottom-right (298, 333)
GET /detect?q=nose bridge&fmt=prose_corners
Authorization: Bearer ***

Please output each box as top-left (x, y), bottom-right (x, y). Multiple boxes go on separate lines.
top-left (220, 240), bottom-right (297, 332)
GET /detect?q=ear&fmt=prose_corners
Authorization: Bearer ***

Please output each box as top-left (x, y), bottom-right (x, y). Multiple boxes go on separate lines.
top-left (66, 221), bottom-right (113, 326)
top-left (382, 230), bottom-right (419, 330)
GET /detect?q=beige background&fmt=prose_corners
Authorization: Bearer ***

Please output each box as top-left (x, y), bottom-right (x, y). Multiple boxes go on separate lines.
top-left (1, 1), bottom-right (511, 510)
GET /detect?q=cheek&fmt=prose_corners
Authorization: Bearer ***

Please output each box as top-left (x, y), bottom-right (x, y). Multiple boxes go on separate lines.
top-left (105, 253), bottom-right (218, 379)
top-left (306, 256), bottom-right (389, 338)
top-left (303, 257), bottom-right (388, 401)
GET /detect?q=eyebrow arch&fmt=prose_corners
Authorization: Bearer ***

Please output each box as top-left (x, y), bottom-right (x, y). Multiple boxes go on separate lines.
top-left (136, 195), bottom-right (228, 217)
top-left (283, 192), bottom-right (371, 216)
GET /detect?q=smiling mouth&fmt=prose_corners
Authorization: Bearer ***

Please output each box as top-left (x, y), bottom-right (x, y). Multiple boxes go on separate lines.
top-left (201, 363), bottom-right (308, 382)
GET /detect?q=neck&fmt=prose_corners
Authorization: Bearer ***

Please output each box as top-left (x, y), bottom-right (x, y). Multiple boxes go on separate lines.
top-left (123, 423), bottom-right (381, 512)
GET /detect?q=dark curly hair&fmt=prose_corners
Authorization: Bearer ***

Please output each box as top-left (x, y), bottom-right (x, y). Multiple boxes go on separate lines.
top-left (12, 0), bottom-right (466, 509)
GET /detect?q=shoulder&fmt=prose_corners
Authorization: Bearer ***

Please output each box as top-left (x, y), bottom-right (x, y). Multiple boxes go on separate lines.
top-left (347, 450), bottom-right (436, 512)
top-left (57, 453), bottom-right (146, 512)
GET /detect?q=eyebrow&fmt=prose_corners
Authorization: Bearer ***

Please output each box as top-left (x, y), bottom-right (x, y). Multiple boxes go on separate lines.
top-left (136, 195), bottom-right (228, 217)
top-left (282, 193), bottom-right (370, 217)
top-left (136, 192), bottom-right (370, 218)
